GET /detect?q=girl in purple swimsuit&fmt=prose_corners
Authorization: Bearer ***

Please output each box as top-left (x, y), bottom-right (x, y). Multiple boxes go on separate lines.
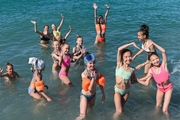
top-left (137, 42), bottom-right (173, 115)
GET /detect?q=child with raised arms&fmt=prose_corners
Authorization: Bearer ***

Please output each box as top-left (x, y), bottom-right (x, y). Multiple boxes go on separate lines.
top-left (137, 42), bottom-right (173, 115)
top-left (76, 53), bottom-right (105, 120)
top-left (31, 21), bottom-right (52, 47)
top-left (28, 57), bottom-right (52, 102)
top-left (93, 3), bottom-right (110, 44)
top-left (114, 42), bottom-right (140, 116)
top-left (132, 24), bottom-right (156, 75)
top-left (51, 14), bottom-right (64, 39)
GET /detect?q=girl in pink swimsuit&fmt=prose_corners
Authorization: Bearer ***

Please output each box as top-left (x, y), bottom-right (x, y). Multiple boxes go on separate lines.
top-left (137, 42), bottom-right (173, 115)
top-left (58, 43), bottom-right (86, 85)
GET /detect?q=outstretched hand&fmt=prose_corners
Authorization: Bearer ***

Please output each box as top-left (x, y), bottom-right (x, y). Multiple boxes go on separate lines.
top-left (61, 14), bottom-right (64, 19)
top-left (69, 25), bottom-right (72, 30)
top-left (93, 3), bottom-right (98, 9)
top-left (131, 42), bottom-right (140, 50)
top-left (104, 4), bottom-right (110, 9)
top-left (31, 20), bottom-right (36, 24)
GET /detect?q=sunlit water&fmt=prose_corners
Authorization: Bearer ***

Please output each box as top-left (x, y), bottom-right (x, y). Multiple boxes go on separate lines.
top-left (0, 0), bottom-right (180, 120)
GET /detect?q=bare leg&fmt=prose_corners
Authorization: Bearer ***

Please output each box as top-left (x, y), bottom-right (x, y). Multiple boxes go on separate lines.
top-left (30, 92), bottom-right (42, 100)
top-left (60, 75), bottom-right (72, 85)
top-left (114, 91), bottom-right (129, 114)
top-left (76, 95), bottom-right (88, 120)
top-left (156, 89), bottom-right (164, 107)
top-left (162, 88), bottom-right (173, 115)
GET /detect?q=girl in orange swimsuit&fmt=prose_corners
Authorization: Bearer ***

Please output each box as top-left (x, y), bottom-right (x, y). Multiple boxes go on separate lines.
top-left (93, 3), bottom-right (110, 44)
top-left (137, 42), bottom-right (173, 115)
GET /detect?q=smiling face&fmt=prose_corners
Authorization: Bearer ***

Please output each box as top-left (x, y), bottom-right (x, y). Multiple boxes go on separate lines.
top-left (51, 24), bottom-right (56, 30)
top-left (122, 51), bottom-right (132, 65)
top-left (62, 44), bottom-right (70, 55)
top-left (149, 54), bottom-right (160, 66)
top-left (137, 31), bottom-right (146, 41)
top-left (86, 61), bottom-right (96, 70)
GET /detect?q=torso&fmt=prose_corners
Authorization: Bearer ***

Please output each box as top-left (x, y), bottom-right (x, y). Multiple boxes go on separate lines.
top-left (115, 66), bottom-right (133, 89)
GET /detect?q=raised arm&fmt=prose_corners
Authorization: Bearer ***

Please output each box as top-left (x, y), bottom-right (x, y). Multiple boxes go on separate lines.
top-left (151, 42), bottom-right (167, 67)
top-left (57, 14), bottom-right (64, 31)
top-left (104, 4), bottom-right (110, 23)
top-left (93, 3), bottom-right (98, 27)
top-left (132, 49), bottom-right (144, 61)
top-left (30, 21), bottom-right (43, 36)
top-left (117, 42), bottom-right (139, 67)
top-left (64, 25), bottom-right (72, 40)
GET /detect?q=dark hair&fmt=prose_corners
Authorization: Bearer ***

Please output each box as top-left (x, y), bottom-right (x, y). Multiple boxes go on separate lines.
top-left (121, 49), bottom-right (132, 62)
top-left (6, 62), bottom-right (14, 71)
top-left (44, 25), bottom-right (49, 28)
top-left (148, 52), bottom-right (159, 60)
top-left (138, 24), bottom-right (149, 38)
top-left (76, 35), bottom-right (83, 41)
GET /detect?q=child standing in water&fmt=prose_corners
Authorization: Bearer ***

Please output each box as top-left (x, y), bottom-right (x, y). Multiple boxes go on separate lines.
top-left (31, 21), bottom-right (52, 47)
top-left (71, 35), bottom-right (87, 63)
top-left (137, 42), bottom-right (173, 115)
top-left (51, 14), bottom-right (64, 39)
top-left (76, 53), bottom-right (105, 120)
top-left (93, 3), bottom-right (110, 44)
top-left (58, 43), bottom-right (85, 85)
top-left (0, 63), bottom-right (20, 80)
top-left (133, 24), bottom-right (156, 75)
top-left (114, 42), bottom-right (140, 116)
top-left (28, 57), bottom-right (52, 102)
top-left (51, 40), bottom-right (61, 73)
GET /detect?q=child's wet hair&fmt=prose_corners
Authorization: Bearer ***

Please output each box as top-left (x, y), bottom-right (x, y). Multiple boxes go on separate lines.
top-left (76, 35), bottom-right (82, 41)
top-left (138, 24), bottom-right (149, 38)
top-left (6, 62), bottom-right (14, 70)
top-left (148, 52), bottom-right (159, 60)
top-left (121, 49), bottom-right (132, 61)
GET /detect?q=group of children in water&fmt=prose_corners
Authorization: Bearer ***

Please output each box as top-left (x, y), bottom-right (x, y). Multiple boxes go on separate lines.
top-left (0, 3), bottom-right (173, 120)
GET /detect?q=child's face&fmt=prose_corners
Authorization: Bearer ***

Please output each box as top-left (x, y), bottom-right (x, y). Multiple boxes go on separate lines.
top-left (150, 55), bottom-right (160, 66)
top-left (51, 24), bottom-right (56, 30)
top-left (86, 61), bottom-right (95, 70)
top-left (56, 35), bottom-right (61, 41)
top-left (44, 26), bottom-right (49, 32)
top-left (122, 51), bottom-right (132, 64)
top-left (53, 41), bottom-right (60, 50)
top-left (62, 44), bottom-right (70, 54)
top-left (137, 32), bottom-right (146, 41)
top-left (77, 38), bottom-right (83, 46)
top-left (6, 65), bottom-right (13, 74)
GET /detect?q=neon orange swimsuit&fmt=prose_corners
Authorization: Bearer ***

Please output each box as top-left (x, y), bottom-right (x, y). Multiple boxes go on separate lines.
top-left (96, 24), bottom-right (106, 31)
top-left (96, 24), bottom-right (106, 42)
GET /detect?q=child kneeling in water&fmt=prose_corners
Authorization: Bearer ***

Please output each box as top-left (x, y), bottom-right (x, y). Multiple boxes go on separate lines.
top-left (28, 57), bottom-right (52, 102)
top-left (76, 53), bottom-right (105, 120)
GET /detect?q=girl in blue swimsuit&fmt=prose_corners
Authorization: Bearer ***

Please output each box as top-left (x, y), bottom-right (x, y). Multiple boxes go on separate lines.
top-left (114, 42), bottom-right (140, 117)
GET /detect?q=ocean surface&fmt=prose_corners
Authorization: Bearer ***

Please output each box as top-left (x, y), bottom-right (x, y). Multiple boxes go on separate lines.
top-left (0, 0), bottom-right (180, 120)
